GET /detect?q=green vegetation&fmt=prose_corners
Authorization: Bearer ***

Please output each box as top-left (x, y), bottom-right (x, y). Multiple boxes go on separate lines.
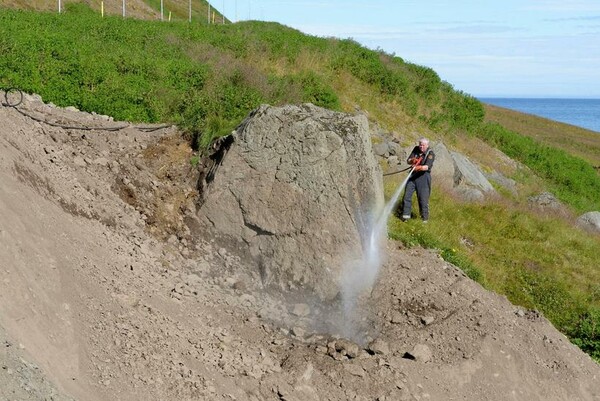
top-left (1, 3), bottom-right (599, 361)
top-left (477, 122), bottom-right (600, 213)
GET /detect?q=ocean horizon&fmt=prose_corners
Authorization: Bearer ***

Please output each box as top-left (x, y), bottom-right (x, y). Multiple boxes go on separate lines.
top-left (478, 98), bottom-right (600, 133)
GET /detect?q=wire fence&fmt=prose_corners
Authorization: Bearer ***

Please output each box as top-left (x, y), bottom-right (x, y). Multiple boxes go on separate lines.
top-left (47, 1), bottom-right (255, 24)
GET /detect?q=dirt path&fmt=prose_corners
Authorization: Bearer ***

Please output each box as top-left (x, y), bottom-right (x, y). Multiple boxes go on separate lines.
top-left (1, 93), bottom-right (598, 400)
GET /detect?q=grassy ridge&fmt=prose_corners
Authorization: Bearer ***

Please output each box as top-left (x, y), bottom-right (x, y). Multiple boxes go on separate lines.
top-left (1, 4), bottom-right (599, 360)
top-left (484, 103), bottom-right (600, 168)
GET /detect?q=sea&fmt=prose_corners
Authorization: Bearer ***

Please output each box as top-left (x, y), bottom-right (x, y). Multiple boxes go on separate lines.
top-left (478, 98), bottom-right (600, 134)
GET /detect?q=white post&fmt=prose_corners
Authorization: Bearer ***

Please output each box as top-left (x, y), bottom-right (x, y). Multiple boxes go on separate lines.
top-left (189, 0), bottom-right (192, 22)
top-left (122, 0), bottom-right (126, 18)
top-left (58, 0), bottom-right (61, 13)
top-left (160, 0), bottom-right (164, 20)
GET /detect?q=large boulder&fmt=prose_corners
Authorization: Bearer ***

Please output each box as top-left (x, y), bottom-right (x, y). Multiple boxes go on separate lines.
top-left (197, 104), bottom-right (384, 300)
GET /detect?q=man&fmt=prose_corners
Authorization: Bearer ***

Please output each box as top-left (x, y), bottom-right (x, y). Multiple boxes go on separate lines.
top-left (400, 138), bottom-right (435, 222)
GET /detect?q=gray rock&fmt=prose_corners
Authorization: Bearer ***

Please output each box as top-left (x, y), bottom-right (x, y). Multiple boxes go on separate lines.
top-left (450, 151), bottom-right (495, 194)
top-left (485, 170), bottom-right (517, 195)
top-left (196, 104), bottom-right (384, 300)
top-left (576, 211), bottom-right (600, 233)
top-left (388, 141), bottom-right (402, 156)
top-left (528, 192), bottom-right (563, 210)
top-left (373, 142), bottom-right (390, 157)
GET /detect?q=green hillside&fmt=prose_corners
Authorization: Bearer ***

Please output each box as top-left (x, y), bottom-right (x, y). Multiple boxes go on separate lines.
top-left (1, 4), bottom-right (599, 361)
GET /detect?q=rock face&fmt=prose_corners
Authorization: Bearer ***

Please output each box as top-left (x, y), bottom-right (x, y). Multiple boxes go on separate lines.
top-left (197, 104), bottom-right (384, 300)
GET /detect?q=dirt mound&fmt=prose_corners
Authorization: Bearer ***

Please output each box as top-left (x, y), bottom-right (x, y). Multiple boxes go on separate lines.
top-left (0, 93), bottom-right (598, 400)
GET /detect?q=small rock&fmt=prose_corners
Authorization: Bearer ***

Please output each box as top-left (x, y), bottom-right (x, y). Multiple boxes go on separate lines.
top-left (367, 338), bottom-right (389, 355)
top-left (390, 311), bottom-right (403, 324)
top-left (421, 316), bottom-right (435, 325)
top-left (336, 339), bottom-right (360, 359)
top-left (291, 327), bottom-right (305, 338)
top-left (233, 280), bottom-right (247, 291)
top-left (344, 363), bottom-right (366, 377)
top-left (403, 344), bottom-right (432, 363)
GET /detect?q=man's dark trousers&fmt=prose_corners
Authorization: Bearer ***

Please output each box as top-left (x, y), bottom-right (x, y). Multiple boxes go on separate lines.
top-left (401, 172), bottom-right (431, 220)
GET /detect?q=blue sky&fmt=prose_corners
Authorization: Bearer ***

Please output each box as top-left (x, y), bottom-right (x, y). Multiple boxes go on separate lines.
top-left (217, 0), bottom-right (600, 98)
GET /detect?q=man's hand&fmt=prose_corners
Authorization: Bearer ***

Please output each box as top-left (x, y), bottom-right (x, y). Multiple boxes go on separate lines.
top-left (410, 156), bottom-right (423, 166)
top-left (413, 165), bottom-right (427, 172)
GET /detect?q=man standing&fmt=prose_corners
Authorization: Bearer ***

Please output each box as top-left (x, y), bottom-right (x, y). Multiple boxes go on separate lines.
top-left (400, 138), bottom-right (435, 222)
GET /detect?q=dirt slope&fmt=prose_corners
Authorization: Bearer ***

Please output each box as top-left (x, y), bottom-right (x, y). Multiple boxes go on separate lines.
top-left (0, 92), bottom-right (599, 400)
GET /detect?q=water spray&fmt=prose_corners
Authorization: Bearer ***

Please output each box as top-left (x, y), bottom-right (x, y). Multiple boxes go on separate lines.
top-left (340, 166), bottom-right (415, 340)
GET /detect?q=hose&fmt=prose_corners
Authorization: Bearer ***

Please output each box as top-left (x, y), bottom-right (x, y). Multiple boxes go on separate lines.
top-left (1, 88), bottom-right (172, 132)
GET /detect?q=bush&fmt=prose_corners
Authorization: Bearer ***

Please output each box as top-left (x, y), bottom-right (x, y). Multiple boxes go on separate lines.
top-left (294, 71), bottom-right (340, 110)
top-left (570, 307), bottom-right (600, 361)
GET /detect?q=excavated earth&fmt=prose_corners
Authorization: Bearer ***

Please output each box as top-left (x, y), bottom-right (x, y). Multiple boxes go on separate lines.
top-left (0, 93), bottom-right (599, 400)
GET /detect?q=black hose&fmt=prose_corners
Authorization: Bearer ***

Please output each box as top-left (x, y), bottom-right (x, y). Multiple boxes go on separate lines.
top-left (383, 165), bottom-right (412, 176)
top-left (2, 88), bottom-right (172, 132)
top-left (2, 88), bottom-right (23, 107)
